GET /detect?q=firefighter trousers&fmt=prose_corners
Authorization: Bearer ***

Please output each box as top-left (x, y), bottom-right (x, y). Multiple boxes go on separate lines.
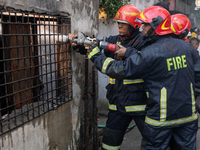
top-left (142, 120), bottom-right (198, 150)
top-left (101, 111), bottom-right (145, 150)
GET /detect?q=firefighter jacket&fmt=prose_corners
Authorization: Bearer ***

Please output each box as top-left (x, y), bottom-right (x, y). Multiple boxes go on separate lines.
top-left (103, 31), bottom-right (147, 116)
top-left (88, 35), bottom-right (200, 128)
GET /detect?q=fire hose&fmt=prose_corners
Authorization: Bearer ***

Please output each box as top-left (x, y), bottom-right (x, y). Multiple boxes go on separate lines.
top-left (64, 35), bottom-right (119, 52)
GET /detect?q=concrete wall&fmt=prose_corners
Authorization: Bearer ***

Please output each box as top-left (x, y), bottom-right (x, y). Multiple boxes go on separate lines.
top-left (175, 0), bottom-right (195, 14)
top-left (0, 104), bottom-right (73, 150)
top-left (0, 0), bottom-right (99, 150)
top-left (175, 0), bottom-right (196, 27)
top-left (97, 0), bottom-right (159, 110)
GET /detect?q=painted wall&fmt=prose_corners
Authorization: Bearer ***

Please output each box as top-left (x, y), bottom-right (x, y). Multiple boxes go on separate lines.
top-left (0, 0), bottom-right (99, 149)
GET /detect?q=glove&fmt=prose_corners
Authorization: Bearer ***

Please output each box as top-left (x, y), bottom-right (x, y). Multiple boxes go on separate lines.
top-left (87, 44), bottom-right (98, 54)
top-left (71, 45), bottom-right (87, 55)
top-left (77, 45), bottom-right (88, 55)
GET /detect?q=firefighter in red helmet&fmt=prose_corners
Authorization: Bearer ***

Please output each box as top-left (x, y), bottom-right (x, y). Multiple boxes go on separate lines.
top-left (170, 13), bottom-right (200, 115)
top-left (99, 5), bottom-right (149, 150)
top-left (113, 5), bottom-right (142, 37)
top-left (87, 6), bottom-right (200, 150)
top-left (171, 14), bottom-right (191, 41)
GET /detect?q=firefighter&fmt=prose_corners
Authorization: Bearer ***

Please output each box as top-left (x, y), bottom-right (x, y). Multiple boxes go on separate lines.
top-left (99, 5), bottom-right (148, 150)
top-left (70, 5), bottom-right (149, 150)
top-left (87, 6), bottom-right (200, 150)
top-left (170, 14), bottom-right (191, 42)
top-left (169, 13), bottom-right (193, 150)
top-left (170, 13), bottom-right (200, 112)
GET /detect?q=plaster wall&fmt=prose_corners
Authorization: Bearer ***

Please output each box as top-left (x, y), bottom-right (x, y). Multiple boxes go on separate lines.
top-left (0, 0), bottom-right (99, 149)
top-left (175, 0), bottom-right (195, 15)
top-left (175, 0), bottom-right (195, 27)
top-left (0, 104), bottom-right (74, 150)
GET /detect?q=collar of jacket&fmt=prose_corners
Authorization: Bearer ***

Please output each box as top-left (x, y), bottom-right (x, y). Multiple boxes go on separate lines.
top-left (142, 34), bottom-right (172, 48)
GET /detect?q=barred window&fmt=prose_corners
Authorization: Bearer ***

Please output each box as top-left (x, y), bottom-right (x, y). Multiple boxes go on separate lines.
top-left (0, 7), bottom-right (72, 135)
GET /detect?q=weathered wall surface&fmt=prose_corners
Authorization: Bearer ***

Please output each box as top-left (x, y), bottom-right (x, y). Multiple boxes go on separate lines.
top-left (0, 0), bottom-right (99, 36)
top-left (175, 0), bottom-right (195, 14)
top-left (0, 0), bottom-right (99, 150)
top-left (97, 0), bottom-right (159, 109)
top-left (0, 104), bottom-right (73, 150)
top-left (175, 0), bottom-right (195, 27)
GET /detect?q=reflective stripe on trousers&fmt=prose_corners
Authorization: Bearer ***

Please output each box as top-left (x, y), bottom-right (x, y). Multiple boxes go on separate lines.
top-left (108, 103), bottom-right (146, 112)
top-left (109, 78), bottom-right (144, 84)
top-left (102, 143), bottom-right (120, 150)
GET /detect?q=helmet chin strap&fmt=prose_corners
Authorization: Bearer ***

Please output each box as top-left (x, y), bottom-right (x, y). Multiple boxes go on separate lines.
top-left (143, 16), bottom-right (162, 40)
top-left (143, 27), bottom-right (154, 40)
top-left (178, 29), bottom-right (189, 39)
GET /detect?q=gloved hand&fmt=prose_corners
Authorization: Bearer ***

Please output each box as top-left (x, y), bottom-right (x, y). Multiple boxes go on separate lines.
top-left (68, 33), bottom-right (87, 55)
top-left (68, 33), bottom-right (79, 52)
top-left (114, 44), bottom-right (126, 60)
top-left (68, 33), bottom-right (78, 47)
top-left (87, 44), bottom-right (98, 54)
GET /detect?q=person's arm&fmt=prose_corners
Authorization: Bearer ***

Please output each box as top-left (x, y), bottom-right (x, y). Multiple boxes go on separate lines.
top-left (193, 52), bottom-right (200, 97)
top-left (123, 46), bottom-right (138, 59)
top-left (88, 45), bottom-right (150, 80)
top-left (112, 45), bottom-right (139, 60)
top-left (193, 50), bottom-right (200, 113)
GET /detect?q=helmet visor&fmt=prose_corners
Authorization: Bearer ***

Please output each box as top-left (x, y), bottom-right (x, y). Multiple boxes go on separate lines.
top-left (135, 18), bottom-right (145, 24)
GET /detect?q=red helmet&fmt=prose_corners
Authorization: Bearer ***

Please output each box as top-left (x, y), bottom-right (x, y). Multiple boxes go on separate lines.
top-left (171, 14), bottom-right (191, 40)
top-left (137, 6), bottom-right (172, 35)
top-left (114, 5), bottom-right (142, 29)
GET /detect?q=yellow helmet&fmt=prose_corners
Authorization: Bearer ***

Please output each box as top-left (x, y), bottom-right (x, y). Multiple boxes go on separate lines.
top-left (191, 32), bottom-right (197, 38)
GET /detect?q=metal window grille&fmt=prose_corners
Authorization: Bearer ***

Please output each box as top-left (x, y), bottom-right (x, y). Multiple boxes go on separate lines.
top-left (0, 7), bottom-right (72, 135)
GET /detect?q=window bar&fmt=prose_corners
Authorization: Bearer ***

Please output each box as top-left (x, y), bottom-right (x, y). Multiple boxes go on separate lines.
top-left (0, 12), bottom-right (1, 130)
top-left (8, 10), bottom-right (13, 130)
top-left (56, 20), bottom-right (60, 102)
top-left (48, 16), bottom-right (53, 109)
top-left (38, 15), bottom-right (44, 114)
top-left (44, 15), bottom-right (50, 111)
top-left (61, 18), bottom-right (65, 103)
top-left (10, 11), bottom-right (17, 127)
top-left (33, 14), bottom-right (40, 117)
top-left (53, 16), bottom-right (58, 106)
top-left (1, 9), bottom-right (5, 133)
top-left (56, 28), bottom-right (61, 101)
top-left (28, 12), bottom-right (35, 119)
top-left (59, 17), bottom-right (63, 101)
